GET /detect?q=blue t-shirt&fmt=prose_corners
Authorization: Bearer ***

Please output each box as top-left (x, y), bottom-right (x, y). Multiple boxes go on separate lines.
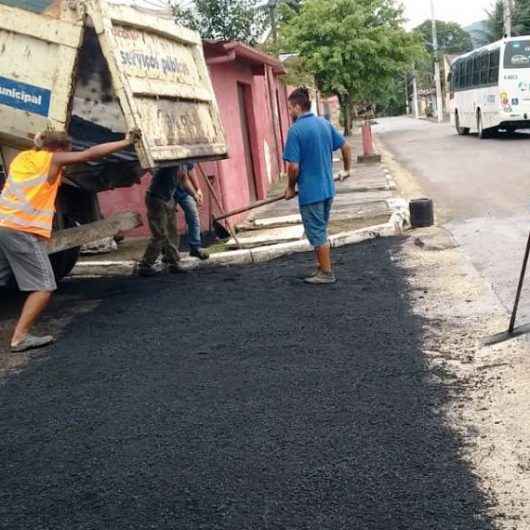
top-left (283, 113), bottom-right (345, 206)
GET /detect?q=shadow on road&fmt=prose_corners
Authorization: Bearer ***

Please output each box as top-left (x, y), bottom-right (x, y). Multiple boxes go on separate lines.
top-left (0, 239), bottom-right (495, 529)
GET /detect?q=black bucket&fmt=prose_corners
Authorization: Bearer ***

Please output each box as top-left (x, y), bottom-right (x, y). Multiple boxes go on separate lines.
top-left (409, 198), bottom-right (434, 228)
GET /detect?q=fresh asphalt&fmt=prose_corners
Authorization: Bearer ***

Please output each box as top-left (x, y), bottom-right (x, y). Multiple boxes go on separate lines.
top-left (1, 240), bottom-right (494, 529)
top-left (376, 116), bottom-right (530, 326)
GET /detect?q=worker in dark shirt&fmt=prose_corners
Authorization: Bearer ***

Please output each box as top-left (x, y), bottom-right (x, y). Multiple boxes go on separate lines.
top-left (138, 164), bottom-right (195, 277)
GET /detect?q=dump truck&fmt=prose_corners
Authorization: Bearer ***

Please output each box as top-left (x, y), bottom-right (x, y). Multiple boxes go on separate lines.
top-left (0, 0), bottom-right (227, 279)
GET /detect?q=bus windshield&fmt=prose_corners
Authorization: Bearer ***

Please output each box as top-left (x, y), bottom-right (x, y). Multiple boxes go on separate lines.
top-left (504, 41), bottom-right (530, 69)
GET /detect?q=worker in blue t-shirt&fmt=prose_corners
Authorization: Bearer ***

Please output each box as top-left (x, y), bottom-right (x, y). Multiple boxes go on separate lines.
top-left (283, 87), bottom-right (352, 284)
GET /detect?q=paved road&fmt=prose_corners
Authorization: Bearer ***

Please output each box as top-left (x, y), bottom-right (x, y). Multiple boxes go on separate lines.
top-left (376, 117), bottom-right (530, 323)
top-left (0, 242), bottom-right (493, 529)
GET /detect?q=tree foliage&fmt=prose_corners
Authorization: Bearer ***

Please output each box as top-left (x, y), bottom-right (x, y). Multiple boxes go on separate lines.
top-left (483, 0), bottom-right (530, 43)
top-left (172, 0), bottom-right (267, 45)
top-left (280, 0), bottom-right (425, 133)
top-left (414, 20), bottom-right (473, 55)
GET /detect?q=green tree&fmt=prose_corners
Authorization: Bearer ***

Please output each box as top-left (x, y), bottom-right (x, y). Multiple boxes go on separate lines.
top-left (484, 0), bottom-right (505, 42)
top-left (482, 0), bottom-right (530, 43)
top-left (172, 0), bottom-right (267, 45)
top-left (514, 0), bottom-right (530, 35)
top-left (414, 20), bottom-right (473, 55)
top-left (281, 0), bottom-right (425, 134)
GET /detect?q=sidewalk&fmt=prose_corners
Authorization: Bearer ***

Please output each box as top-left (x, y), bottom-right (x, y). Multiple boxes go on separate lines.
top-left (73, 133), bottom-right (407, 277)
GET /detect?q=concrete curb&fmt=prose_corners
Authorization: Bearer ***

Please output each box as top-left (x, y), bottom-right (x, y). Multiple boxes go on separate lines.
top-left (72, 201), bottom-right (411, 277)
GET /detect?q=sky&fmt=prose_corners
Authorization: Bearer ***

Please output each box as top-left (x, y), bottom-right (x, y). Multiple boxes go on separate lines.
top-left (122, 0), bottom-right (495, 30)
top-left (401, 0), bottom-right (494, 29)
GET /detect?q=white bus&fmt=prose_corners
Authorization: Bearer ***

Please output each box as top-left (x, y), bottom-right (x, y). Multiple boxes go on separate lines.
top-left (450, 36), bottom-right (530, 138)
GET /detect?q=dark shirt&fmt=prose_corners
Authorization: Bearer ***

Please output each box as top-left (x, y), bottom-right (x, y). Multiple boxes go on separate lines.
top-left (148, 163), bottom-right (193, 202)
top-left (148, 167), bottom-right (180, 202)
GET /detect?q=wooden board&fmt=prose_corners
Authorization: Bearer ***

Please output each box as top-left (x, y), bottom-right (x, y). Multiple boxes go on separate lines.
top-left (47, 211), bottom-right (142, 254)
top-left (86, 0), bottom-right (227, 168)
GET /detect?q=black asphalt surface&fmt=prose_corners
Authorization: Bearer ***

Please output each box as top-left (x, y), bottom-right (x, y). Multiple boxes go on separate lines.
top-left (1, 239), bottom-right (494, 530)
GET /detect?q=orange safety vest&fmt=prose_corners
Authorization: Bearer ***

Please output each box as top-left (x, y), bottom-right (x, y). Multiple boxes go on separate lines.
top-left (0, 150), bottom-right (61, 239)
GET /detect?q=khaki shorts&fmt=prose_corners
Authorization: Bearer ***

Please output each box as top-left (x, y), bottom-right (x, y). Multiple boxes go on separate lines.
top-left (0, 227), bottom-right (57, 291)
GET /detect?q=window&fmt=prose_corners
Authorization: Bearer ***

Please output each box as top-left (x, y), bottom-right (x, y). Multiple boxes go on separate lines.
top-left (504, 40), bottom-right (530, 69)
top-left (472, 55), bottom-right (480, 86)
top-left (479, 52), bottom-right (489, 85)
top-left (489, 48), bottom-right (500, 83)
top-left (452, 63), bottom-right (459, 91)
top-left (465, 57), bottom-right (473, 88)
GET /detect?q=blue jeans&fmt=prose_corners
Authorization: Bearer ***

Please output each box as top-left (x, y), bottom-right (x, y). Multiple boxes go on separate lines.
top-left (175, 193), bottom-right (202, 248)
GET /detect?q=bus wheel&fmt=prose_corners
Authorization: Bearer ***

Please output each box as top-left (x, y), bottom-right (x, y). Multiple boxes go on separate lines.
top-left (477, 111), bottom-right (491, 139)
top-left (455, 112), bottom-right (469, 136)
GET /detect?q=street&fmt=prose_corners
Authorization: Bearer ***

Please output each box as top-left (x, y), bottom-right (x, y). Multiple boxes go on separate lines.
top-left (376, 117), bottom-right (530, 324)
top-left (0, 241), bottom-right (500, 529)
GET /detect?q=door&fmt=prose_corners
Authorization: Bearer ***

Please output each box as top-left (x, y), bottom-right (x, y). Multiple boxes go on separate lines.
top-left (237, 82), bottom-right (259, 203)
top-left (85, 1), bottom-right (227, 168)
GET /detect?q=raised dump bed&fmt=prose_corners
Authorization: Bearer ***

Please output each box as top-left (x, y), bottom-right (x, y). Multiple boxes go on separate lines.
top-left (0, 0), bottom-right (227, 278)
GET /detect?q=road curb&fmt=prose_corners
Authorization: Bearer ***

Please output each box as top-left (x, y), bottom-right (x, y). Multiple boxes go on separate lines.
top-left (72, 203), bottom-right (410, 277)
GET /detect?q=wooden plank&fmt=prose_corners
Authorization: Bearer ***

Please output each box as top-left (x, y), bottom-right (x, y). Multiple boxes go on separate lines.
top-left (47, 211), bottom-right (142, 254)
top-left (149, 143), bottom-right (228, 160)
top-left (106, 4), bottom-right (200, 46)
top-left (0, 4), bottom-right (82, 47)
top-left (128, 78), bottom-right (212, 103)
top-left (85, 0), bottom-right (227, 168)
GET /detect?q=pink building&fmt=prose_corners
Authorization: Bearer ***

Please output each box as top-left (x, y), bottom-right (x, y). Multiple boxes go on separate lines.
top-left (98, 40), bottom-right (289, 237)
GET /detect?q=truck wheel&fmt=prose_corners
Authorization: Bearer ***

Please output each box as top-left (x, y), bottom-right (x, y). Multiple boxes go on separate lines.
top-left (50, 214), bottom-right (81, 282)
top-left (455, 112), bottom-right (469, 136)
top-left (49, 246), bottom-right (81, 282)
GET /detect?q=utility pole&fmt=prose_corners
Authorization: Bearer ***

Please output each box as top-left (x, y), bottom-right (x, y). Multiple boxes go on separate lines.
top-left (412, 70), bottom-right (420, 119)
top-left (405, 74), bottom-right (410, 115)
top-left (430, 0), bottom-right (444, 123)
top-left (269, 0), bottom-right (278, 47)
top-left (504, 0), bottom-right (513, 37)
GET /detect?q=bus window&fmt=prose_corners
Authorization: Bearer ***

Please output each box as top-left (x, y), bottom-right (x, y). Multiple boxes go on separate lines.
top-left (504, 41), bottom-right (530, 68)
top-left (489, 48), bottom-right (500, 83)
top-left (479, 53), bottom-right (488, 85)
top-left (473, 55), bottom-right (480, 86)
top-left (465, 57), bottom-right (473, 88)
top-left (452, 65), bottom-right (459, 92)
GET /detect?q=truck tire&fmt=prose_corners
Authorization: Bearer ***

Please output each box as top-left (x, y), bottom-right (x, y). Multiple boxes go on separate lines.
top-left (49, 246), bottom-right (81, 282)
top-left (50, 214), bottom-right (81, 282)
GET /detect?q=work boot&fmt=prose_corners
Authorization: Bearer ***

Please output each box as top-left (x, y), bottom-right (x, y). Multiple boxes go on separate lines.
top-left (304, 270), bottom-right (336, 285)
top-left (190, 247), bottom-right (209, 260)
top-left (11, 334), bottom-right (55, 353)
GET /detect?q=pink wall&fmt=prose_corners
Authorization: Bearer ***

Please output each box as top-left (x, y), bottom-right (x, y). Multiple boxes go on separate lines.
top-left (98, 54), bottom-right (288, 237)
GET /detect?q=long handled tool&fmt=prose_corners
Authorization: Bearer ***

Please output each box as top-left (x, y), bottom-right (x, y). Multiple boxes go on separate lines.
top-left (482, 231), bottom-right (530, 346)
top-left (196, 163), bottom-right (240, 246)
top-left (214, 173), bottom-right (352, 223)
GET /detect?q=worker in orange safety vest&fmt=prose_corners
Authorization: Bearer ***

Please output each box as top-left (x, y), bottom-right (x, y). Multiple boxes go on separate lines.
top-left (0, 128), bottom-right (142, 352)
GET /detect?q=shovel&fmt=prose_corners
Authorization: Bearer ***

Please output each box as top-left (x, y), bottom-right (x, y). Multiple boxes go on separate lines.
top-left (213, 172), bottom-right (352, 225)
